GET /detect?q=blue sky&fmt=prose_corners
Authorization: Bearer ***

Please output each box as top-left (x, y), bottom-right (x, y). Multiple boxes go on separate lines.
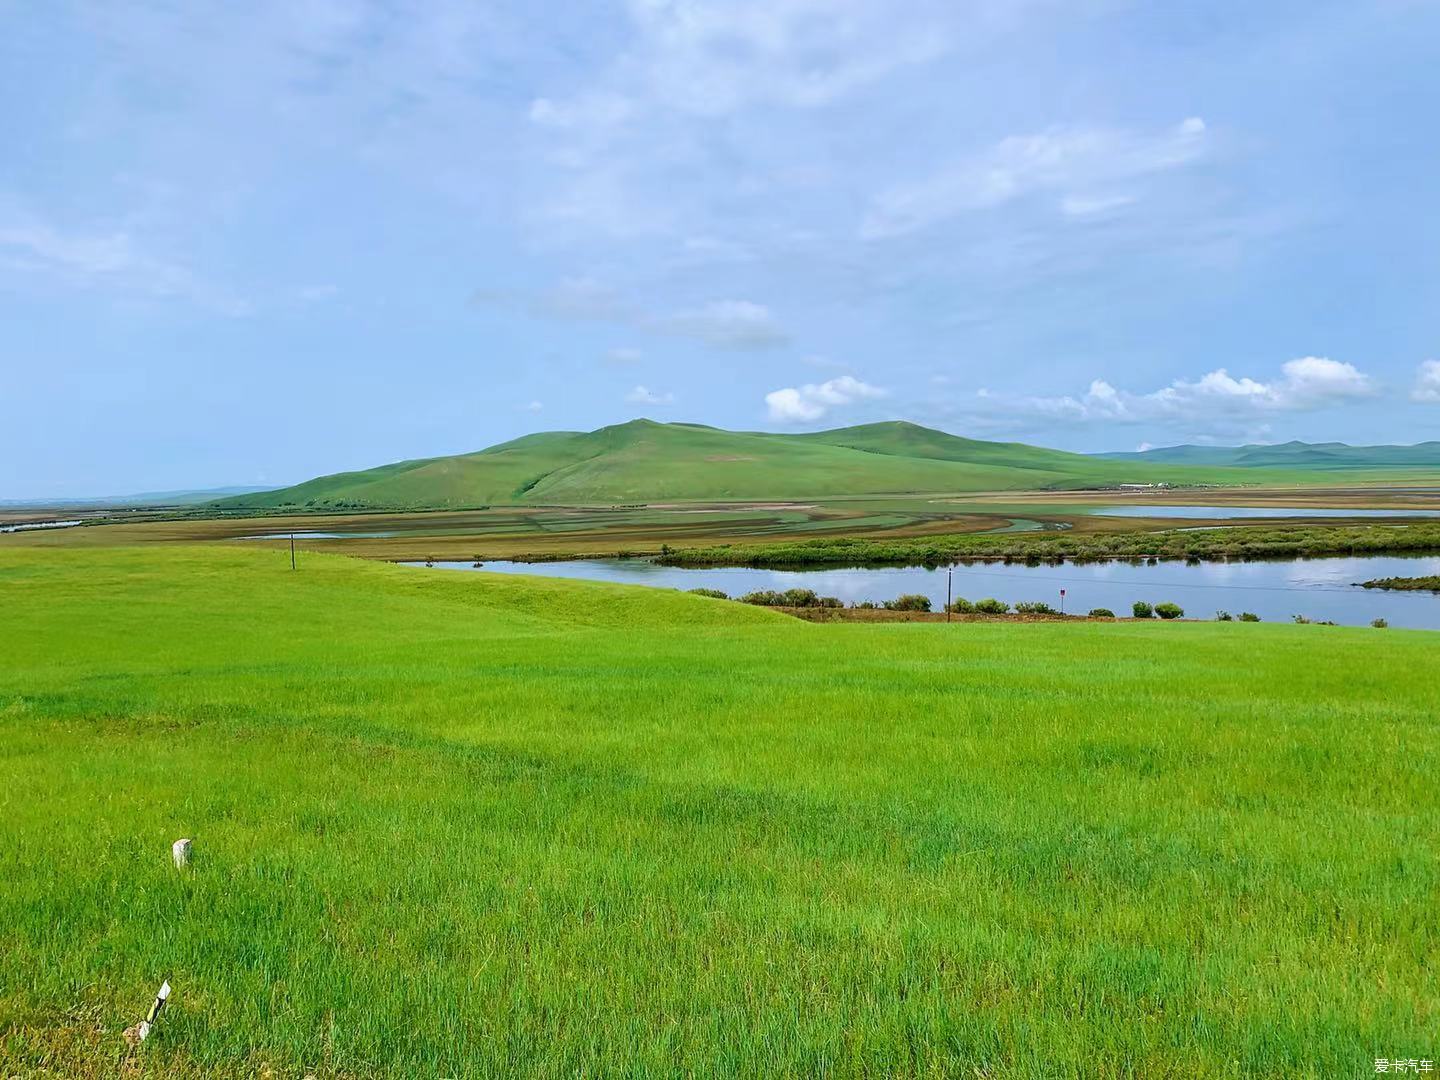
top-left (4, 0), bottom-right (1439, 497)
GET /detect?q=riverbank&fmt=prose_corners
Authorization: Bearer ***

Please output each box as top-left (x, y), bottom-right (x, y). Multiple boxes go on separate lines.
top-left (1360, 575), bottom-right (1440, 591)
top-left (777, 606), bottom-right (1111, 623)
top-left (658, 521), bottom-right (1440, 568)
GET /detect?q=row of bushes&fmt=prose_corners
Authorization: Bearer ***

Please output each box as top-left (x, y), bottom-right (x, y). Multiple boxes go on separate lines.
top-left (1130, 601), bottom-right (1184, 619)
top-left (691, 588), bottom-right (1204, 619)
top-left (693, 590), bottom-right (1394, 627)
top-left (713, 587), bottom-right (845, 608)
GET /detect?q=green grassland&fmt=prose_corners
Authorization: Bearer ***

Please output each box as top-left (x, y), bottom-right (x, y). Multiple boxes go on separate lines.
top-left (2, 546), bottom-right (1437, 1077)
top-left (215, 420), bottom-right (1351, 511)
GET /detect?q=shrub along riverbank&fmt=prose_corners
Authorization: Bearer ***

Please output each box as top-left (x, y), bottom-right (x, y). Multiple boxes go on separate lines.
top-left (690, 587), bottom-right (1200, 619)
top-left (1360, 575), bottom-right (1440, 591)
top-left (658, 521), bottom-right (1440, 568)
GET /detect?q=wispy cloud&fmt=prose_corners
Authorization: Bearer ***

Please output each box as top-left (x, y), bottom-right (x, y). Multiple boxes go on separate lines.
top-left (654, 300), bottom-right (788, 349)
top-left (1412, 360), bottom-right (1440, 403)
top-left (863, 118), bottom-right (1208, 239)
top-left (478, 279), bottom-right (789, 353)
top-left (0, 214), bottom-right (247, 314)
top-left (765, 374), bottom-right (886, 423)
top-left (615, 0), bottom-right (954, 116)
top-left (535, 276), bottom-right (629, 321)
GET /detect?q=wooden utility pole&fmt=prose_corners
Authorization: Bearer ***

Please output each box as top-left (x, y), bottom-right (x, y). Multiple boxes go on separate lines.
top-left (290, 532), bottom-right (296, 571)
top-left (946, 565), bottom-right (952, 623)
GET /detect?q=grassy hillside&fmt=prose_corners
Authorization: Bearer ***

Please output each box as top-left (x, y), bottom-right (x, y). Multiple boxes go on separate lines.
top-left (2, 546), bottom-right (1436, 1077)
top-left (1097, 438), bottom-right (1440, 468)
top-left (214, 420), bottom-right (1283, 511)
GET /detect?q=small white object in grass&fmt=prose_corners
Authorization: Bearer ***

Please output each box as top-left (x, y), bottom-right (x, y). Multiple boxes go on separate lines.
top-left (125, 980), bottom-right (172, 1046)
top-left (172, 838), bottom-right (191, 868)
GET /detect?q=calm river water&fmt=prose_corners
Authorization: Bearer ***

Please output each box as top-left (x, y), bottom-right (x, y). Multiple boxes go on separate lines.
top-left (411, 555), bottom-right (1440, 630)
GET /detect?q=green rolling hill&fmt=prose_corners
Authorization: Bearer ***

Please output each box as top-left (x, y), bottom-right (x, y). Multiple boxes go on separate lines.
top-left (213, 419), bottom-right (1322, 511)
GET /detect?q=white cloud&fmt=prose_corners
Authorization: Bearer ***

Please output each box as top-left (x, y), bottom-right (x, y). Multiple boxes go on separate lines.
top-left (521, 0), bottom-right (1045, 241)
top-left (980, 357), bottom-right (1375, 426)
top-left (528, 93), bottom-right (634, 131)
top-left (1275, 356), bottom-right (1374, 405)
top-left (1412, 360), bottom-right (1440, 403)
top-left (626, 384), bottom-right (674, 405)
top-left (1060, 193), bottom-right (1137, 218)
top-left (609, 0), bottom-right (954, 117)
top-left (0, 217), bottom-right (246, 313)
top-left (657, 299), bottom-right (787, 349)
top-left (0, 223), bottom-right (141, 276)
top-left (862, 117), bottom-right (1208, 238)
top-left (521, 400), bottom-right (544, 413)
top-left (765, 374), bottom-right (886, 423)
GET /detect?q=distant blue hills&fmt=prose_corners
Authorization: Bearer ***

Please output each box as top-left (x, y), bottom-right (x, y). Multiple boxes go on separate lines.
top-left (1093, 440), bottom-right (1440, 469)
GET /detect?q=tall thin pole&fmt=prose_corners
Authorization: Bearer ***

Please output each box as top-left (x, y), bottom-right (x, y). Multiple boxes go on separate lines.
top-left (290, 532), bottom-right (296, 571)
top-left (946, 565), bottom-right (952, 623)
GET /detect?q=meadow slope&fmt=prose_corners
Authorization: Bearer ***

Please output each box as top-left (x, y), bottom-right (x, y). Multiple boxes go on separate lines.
top-left (1, 546), bottom-right (1436, 1078)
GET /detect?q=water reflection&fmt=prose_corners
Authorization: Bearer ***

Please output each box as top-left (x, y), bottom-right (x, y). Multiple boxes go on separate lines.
top-left (410, 555), bottom-right (1440, 630)
top-left (1093, 505), bottom-right (1440, 519)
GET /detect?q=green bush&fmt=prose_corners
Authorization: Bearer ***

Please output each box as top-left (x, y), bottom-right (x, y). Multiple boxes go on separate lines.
top-left (883, 594), bottom-right (932, 612)
top-left (1132, 601), bottom-right (1154, 619)
top-left (1155, 602), bottom-right (1184, 620)
top-left (975, 598), bottom-right (1009, 614)
top-left (740, 588), bottom-right (841, 608)
top-left (852, 601), bottom-right (877, 610)
top-left (946, 597), bottom-right (976, 614)
top-left (1372, 617), bottom-right (1389, 628)
top-left (1014, 601), bottom-right (1057, 615)
top-left (1239, 612), bottom-right (1261, 622)
top-left (687, 588), bottom-right (729, 600)
top-left (1215, 610), bottom-right (1233, 621)
top-left (1087, 607), bottom-right (1115, 618)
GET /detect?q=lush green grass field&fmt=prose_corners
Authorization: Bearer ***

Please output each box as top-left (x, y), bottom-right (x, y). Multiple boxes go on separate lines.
top-left (2, 547), bottom-right (1436, 1077)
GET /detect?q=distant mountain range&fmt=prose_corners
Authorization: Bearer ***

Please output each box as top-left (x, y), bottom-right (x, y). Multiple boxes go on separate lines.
top-left (1, 485), bottom-right (274, 508)
top-left (212, 420), bottom-right (1439, 511)
top-left (1094, 440), bottom-right (1440, 468)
